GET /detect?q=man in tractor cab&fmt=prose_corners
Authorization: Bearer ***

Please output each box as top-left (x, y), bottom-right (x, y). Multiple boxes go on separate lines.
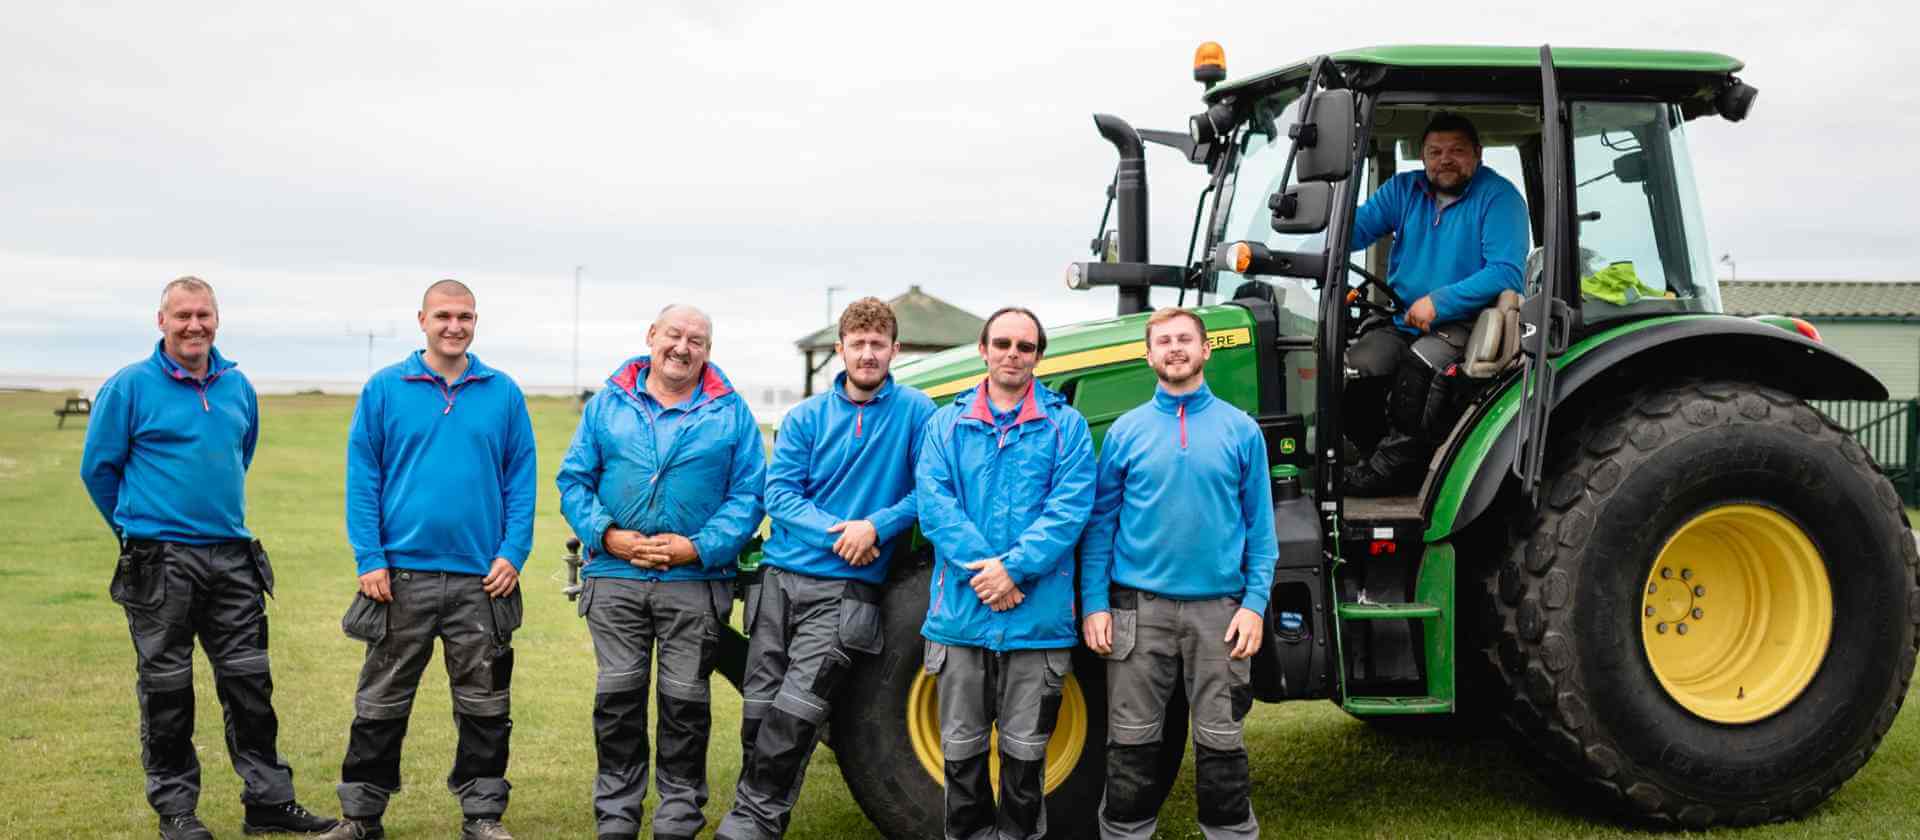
top-left (714, 298), bottom-right (936, 840)
top-left (916, 307), bottom-right (1097, 840)
top-left (1343, 113), bottom-right (1529, 496)
top-left (557, 304), bottom-right (766, 840)
top-left (1080, 307), bottom-right (1276, 840)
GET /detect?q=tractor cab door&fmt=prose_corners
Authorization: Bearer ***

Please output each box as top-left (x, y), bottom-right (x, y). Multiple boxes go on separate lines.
top-left (1512, 46), bottom-right (1577, 501)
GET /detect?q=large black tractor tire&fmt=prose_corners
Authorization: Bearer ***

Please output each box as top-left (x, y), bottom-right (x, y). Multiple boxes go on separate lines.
top-left (1490, 380), bottom-right (1919, 828)
top-left (834, 561), bottom-right (1183, 838)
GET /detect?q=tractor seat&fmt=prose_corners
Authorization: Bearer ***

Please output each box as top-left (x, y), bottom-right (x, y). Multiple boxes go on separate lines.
top-left (1461, 289), bottom-right (1521, 378)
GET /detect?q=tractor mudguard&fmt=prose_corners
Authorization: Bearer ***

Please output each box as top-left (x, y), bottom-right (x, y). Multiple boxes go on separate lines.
top-left (1424, 314), bottom-right (1888, 541)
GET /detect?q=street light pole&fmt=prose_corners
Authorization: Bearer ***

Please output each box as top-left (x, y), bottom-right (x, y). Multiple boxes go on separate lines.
top-left (826, 284), bottom-right (846, 328)
top-left (573, 265), bottom-right (584, 399)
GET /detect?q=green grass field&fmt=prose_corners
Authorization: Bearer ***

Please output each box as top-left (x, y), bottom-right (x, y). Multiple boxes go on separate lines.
top-left (1, 390), bottom-right (1914, 839)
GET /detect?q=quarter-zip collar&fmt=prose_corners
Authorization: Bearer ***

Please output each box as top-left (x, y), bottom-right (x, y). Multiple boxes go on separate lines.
top-left (399, 350), bottom-right (496, 415)
top-left (151, 339), bottom-right (238, 412)
top-left (956, 379), bottom-right (1054, 449)
top-left (832, 370), bottom-right (897, 439)
top-left (1412, 165), bottom-right (1493, 224)
top-left (608, 355), bottom-right (733, 410)
top-left (1152, 382), bottom-right (1214, 449)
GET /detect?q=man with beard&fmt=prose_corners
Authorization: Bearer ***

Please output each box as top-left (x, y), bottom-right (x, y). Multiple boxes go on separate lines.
top-left (557, 304), bottom-right (766, 840)
top-left (81, 276), bottom-right (339, 839)
top-left (1343, 112), bottom-right (1528, 495)
top-left (917, 306), bottom-right (1096, 840)
top-left (1080, 307), bottom-right (1276, 840)
top-left (318, 280), bottom-right (537, 840)
top-left (715, 297), bottom-right (936, 840)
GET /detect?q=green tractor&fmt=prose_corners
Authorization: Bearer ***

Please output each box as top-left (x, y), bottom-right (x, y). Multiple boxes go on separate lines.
top-left (671, 43), bottom-right (1918, 835)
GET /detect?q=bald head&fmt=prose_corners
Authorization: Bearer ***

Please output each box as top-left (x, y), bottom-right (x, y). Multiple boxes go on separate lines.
top-left (423, 278), bottom-right (475, 309)
top-left (654, 303), bottom-right (712, 336)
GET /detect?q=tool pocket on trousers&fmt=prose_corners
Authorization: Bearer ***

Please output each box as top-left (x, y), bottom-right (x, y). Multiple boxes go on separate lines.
top-left (488, 588), bottom-right (524, 647)
top-left (576, 578), bottom-right (594, 618)
top-left (709, 579), bottom-right (734, 631)
top-left (1229, 656), bottom-right (1252, 721)
top-left (492, 647), bottom-right (515, 692)
top-left (248, 539), bottom-right (275, 598)
top-left (340, 593), bottom-right (390, 644)
top-left (742, 580), bottom-right (764, 634)
top-left (108, 541), bottom-right (165, 610)
top-left (1104, 607), bottom-right (1138, 661)
top-left (923, 640), bottom-right (948, 675)
top-left (837, 580), bottom-right (884, 655)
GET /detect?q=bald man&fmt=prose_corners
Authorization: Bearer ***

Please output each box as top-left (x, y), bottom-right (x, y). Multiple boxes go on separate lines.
top-left (319, 280), bottom-right (537, 840)
top-left (558, 304), bottom-right (766, 840)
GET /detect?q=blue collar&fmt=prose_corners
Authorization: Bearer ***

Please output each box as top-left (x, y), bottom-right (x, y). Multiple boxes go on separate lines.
top-left (401, 350), bottom-right (495, 384)
top-left (831, 371), bottom-right (896, 405)
top-left (1152, 381), bottom-right (1214, 415)
top-left (151, 339), bottom-right (236, 384)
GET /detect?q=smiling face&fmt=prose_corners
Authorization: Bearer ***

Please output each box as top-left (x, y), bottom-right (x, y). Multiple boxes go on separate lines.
top-left (646, 306), bottom-right (712, 392)
top-left (418, 289), bottom-right (477, 361)
top-left (1422, 129), bottom-right (1481, 196)
top-left (157, 286), bottom-right (219, 372)
top-left (1146, 311), bottom-right (1210, 389)
top-left (977, 310), bottom-right (1043, 394)
top-left (837, 329), bottom-right (899, 394)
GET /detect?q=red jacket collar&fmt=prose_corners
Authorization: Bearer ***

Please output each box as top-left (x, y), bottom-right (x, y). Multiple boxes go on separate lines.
top-left (611, 358), bottom-right (733, 405)
top-left (962, 381), bottom-right (1045, 427)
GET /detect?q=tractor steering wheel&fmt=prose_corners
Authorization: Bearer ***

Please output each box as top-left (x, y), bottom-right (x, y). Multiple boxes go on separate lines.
top-left (1343, 262), bottom-right (1404, 321)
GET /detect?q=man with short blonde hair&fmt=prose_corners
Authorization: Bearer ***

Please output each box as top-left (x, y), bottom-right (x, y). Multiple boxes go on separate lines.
top-left (82, 277), bottom-right (338, 839)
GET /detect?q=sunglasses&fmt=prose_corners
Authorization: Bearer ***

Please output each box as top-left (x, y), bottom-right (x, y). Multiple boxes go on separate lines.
top-left (988, 337), bottom-right (1039, 354)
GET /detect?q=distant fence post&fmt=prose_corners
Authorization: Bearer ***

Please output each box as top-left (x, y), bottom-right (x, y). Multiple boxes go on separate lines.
top-left (1906, 399), bottom-right (1920, 507)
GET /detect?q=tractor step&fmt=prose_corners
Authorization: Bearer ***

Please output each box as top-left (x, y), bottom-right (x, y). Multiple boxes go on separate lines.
top-left (1336, 601), bottom-right (1441, 620)
top-left (1342, 695), bottom-right (1454, 716)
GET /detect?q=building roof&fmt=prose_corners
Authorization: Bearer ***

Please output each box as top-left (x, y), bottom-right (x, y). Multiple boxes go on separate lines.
top-left (795, 285), bottom-right (986, 352)
top-left (1719, 280), bottom-right (1920, 319)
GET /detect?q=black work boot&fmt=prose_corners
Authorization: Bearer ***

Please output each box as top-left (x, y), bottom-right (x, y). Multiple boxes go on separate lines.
top-left (312, 817), bottom-right (382, 840)
top-left (461, 815), bottom-right (513, 840)
top-left (241, 801), bottom-right (338, 834)
top-left (1343, 462), bottom-right (1418, 497)
top-left (160, 813), bottom-right (214, 840)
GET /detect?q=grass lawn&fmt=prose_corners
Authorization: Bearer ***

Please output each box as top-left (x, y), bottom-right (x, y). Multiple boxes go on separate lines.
top-left (0, 390), bottom-right (1914, 838)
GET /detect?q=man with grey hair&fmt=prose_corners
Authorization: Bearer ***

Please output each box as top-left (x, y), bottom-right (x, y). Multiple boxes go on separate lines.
top-left (558, 303), bottom-right (766, 840)
top-left (81, 277), bottom-right (338, 839)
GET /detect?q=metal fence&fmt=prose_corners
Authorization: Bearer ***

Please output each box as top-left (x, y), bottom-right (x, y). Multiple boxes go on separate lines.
top-left (1812, 399), bottom-right (1920, 507)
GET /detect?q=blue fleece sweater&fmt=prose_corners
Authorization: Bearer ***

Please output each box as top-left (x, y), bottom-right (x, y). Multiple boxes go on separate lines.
top-left (761, 373), bottom-right (936, 584)
top-left (1350, 165), bottom-right (1529, 331)
top-left (1080, 383), bottom-right (1277, 615)
top-left (558, 357), bottom-right (766, 582)
top-left (345, 351), bottom-right (538, 576)
top-left (81, 342), bottom-right (258, 544)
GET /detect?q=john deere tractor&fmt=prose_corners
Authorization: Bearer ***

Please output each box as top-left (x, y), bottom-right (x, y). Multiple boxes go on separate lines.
top-left (674, 44), bottom-right (1918, 835)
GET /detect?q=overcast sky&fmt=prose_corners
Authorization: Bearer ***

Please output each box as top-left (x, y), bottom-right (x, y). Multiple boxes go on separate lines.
top-left (4, 0), bottom-right (1914, 396)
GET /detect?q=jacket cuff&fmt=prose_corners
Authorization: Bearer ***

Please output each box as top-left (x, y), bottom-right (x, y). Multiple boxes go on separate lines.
top-left (1240, 588), bottom-right (1270, 617)
top-left (354, 552), bottom-right (388, 576)
top-left (1082, 590), bottom-right (1110, 615)
top-left (495, 546), bottom-right (529, 570)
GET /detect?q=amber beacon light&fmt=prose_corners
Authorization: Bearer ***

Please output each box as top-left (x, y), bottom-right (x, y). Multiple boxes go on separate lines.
top-left (1194, 41), bottom-right (1226, 86)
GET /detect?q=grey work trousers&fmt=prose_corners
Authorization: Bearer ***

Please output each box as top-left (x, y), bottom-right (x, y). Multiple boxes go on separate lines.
top-left (716, 566), bottom-right (884, 840)
top-left (336, 570), bottom-right (520, 819)
top-left (925, 642), bottom-right (1071, 840)
top-left (1098, 589), bottom-right (1257, 840)
top-left (580, 576), bottom-right (733, 838)
top-left (110, 538), bottom-right (296, 817)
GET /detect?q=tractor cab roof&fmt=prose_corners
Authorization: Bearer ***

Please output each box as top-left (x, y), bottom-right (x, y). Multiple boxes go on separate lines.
top-left (1206, 45), bottom-right (1745, 118)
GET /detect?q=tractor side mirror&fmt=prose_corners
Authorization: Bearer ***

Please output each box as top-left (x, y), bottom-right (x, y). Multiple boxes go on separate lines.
top-left (1295, 89), bottom-right (1357, 183)
top-left (1613, 150), bottom-right (1647, 184)
top-left (1270, 181), bottom-right (1334, 234)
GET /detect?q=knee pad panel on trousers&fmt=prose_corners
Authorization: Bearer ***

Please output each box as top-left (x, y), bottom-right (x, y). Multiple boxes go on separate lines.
top-left (996, 756), bottom-right (1046, 837)
top-left (1193, 744), bottom-right (1253, 828)
top-left (745, 706), bottom-right (815, 800)
top-left (592, 690), bottom-right (649, 769)
top-left (1102, 742), bottom-right (1166, 824)
top-left (655, 695), bottom-right (712, 783)
top-left (943, 755), bottom-right (994, 838)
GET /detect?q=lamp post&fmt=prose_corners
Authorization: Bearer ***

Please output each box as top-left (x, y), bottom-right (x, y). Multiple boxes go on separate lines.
top-left (1719, 253), bottom-right (1736, 283)
top-left (572, 265), bottom-right (584, 399)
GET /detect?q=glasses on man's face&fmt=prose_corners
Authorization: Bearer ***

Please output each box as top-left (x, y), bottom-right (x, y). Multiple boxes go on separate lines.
top-left (988, 337), bottom-right (1039, 355)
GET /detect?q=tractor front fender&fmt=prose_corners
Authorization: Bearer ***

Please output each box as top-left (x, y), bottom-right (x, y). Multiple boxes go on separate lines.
top-left (1424, 314), bottom-right (1887, 542)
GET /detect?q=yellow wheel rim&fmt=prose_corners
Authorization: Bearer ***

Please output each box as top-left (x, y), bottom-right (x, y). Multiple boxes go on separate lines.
top-left (905, 669), bottom-right (1088, 795)
top-left (1641, 504), bottom-right (1832, 724)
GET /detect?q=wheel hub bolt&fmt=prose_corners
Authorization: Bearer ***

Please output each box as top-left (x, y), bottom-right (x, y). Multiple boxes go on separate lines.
top-left (1694, 585), bottom-right (1705, 597)
top-left (1677, 623), bottom-right (1689, 635)
top-left (1661, 567), bottom-right (1673, 579)
top-left (1648, 583), bottom-right (1658, 594)
top-left (1692, 607), bottom-right (1703, 619)
top-left (1645, 606), bottom-right (1656, 617)
top-left (1656, 623), bottom-right (1669, 634)
top-left (1681, 568), bottom-right (1693, 580)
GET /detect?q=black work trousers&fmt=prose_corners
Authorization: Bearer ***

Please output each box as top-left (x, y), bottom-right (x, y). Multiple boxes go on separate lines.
top-left (111, 539), bottom-right (295, 817)
top-left (1345, 321), bottom-right (1473, 478)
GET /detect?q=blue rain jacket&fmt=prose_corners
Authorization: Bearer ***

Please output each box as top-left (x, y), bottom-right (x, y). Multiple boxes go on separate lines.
top-left (345, 351), bottom-right (538, 577)
top-left (558, 357), bottom-right (766, 582)
top-left (1350, 165), bottom-right (1529, 331)
top-left (1080, 383), bottom-right (1278, 616)
top-left (917, 381), bottom-right (1095, 651)
top-left (81, 341), bottom-right (258, 543)
top-left (761, 372), bottom-right (936, 584)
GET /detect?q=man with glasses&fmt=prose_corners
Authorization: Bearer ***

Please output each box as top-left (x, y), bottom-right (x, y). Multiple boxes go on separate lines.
top-left (916, 306), bottom-right (1096, 840)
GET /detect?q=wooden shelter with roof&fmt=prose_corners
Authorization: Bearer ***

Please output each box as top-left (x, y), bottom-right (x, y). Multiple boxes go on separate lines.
top-left (795, 285), bottom-right (985, 396)
top-left (1720, 280), bottom-right (1920, 398)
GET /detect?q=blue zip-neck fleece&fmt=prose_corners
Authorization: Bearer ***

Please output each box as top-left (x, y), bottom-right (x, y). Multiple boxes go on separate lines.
top-left (81, 341), bottom-right (258, 543)
top-left (345, 351), bottom-right (538, 576)
top-left (558, 356), bottom-right (766, 582)
top-left (1350, 164), bottom-right (1529, 331)
top-left (1080, 382), bottom-right (1277, 615)
top-left (761, 372), bottom-right (936, 584)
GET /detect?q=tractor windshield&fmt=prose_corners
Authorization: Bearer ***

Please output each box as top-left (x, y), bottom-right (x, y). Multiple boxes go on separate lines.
top-left (1567, 100), bottom-right (1721, 322)
top-left (1211, 86), bottom-right (1321, 336)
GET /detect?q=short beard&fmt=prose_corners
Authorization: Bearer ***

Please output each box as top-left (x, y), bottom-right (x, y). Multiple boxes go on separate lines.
top-left (1431, 175), bottom-right (1467, 197)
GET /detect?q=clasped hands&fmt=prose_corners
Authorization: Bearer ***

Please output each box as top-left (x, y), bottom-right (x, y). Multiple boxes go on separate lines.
top-left (965, 556), bottom-right (1024, 612)
top-left (604, 528), bottom-right (700, 571)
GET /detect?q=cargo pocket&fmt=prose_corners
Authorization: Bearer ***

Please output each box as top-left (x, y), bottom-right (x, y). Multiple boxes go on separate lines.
top-left (1105, 608), bottom-right (1138, 661)
top-left (923, 640), bottom-right (948, 675)
top-left (248, 539), bottom-right (275, 598)
top-left (742, 579), bottom-right (765, 634)
top-left (1037, 648), bottom-right (1072, 733)
top-left (108, 541), bottom-right (165, 610)
top-left (709, 579), bottom-right (734, 631)
top-left (340, 593), bottom-right (389, 644)
top-left (576, 577), bottom-right (594, 618)
top-left (487, 588), bottom-right (524, 647)
top-left (1228, 656), bottom-right (1253, 722)
top-left (837, 580), bottom-right (884, 655)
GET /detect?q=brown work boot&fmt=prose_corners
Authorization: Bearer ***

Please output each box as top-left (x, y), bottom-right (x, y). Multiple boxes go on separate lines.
top-left (461, 816), bottom-right (513, 840)
top-left (312, 817), bottom-right (381, 839)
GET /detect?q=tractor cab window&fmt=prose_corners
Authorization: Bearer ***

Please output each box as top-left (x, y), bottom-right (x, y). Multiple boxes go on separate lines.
top-left (1214, 87), bottom-right (1320, 338)
top-left (1568, 101), bottom-right (1721, 322)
